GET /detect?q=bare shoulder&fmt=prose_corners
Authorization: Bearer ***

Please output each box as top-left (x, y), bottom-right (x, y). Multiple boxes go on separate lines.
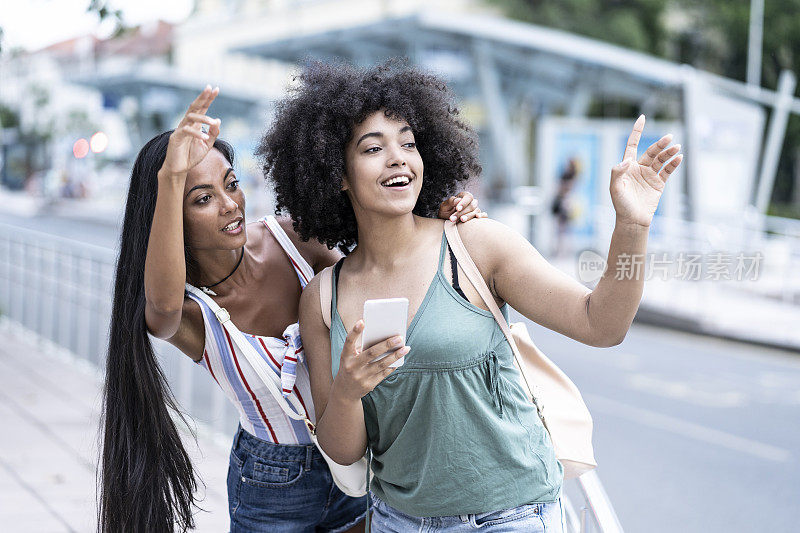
top-left (301, 270), bottom-right (322, 305)
top-left (455, 217), bottom-right (524, 256)
top-left (451, 218), bottom-right (538, 284)
top-left (455, 217), bottom-right (518, 244)
top-left (299, 269), bottom-right (328, 325)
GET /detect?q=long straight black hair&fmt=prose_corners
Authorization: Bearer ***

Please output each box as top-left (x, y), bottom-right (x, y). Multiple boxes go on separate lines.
top-left (99, 131), bottom-right (234, 532)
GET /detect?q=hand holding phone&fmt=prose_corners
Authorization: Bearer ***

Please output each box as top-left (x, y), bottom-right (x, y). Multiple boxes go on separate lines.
top-left (362, 298), bottom-right (409, 368)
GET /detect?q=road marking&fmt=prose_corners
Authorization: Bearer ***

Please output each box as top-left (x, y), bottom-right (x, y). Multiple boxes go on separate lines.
top-left (584, 393), bottom-right (793, 463)
top-left (626, 373), bottom-right (746, 408)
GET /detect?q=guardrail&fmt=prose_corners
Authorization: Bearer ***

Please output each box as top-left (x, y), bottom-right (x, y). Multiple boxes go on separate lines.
top-left (0, 222), bottom-right (240, 441)
top-left (0, 220), bottom-right (623, 533)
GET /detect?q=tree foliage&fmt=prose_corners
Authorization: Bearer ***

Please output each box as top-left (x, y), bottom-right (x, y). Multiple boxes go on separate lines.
top-left (490, 0), bottom-right (800, 209)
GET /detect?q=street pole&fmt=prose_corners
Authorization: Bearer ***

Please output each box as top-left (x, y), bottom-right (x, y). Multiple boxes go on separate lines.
top-left (747, 0), bottom-right (764, 88)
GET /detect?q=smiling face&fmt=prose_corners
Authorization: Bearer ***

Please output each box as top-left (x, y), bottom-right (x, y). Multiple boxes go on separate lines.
top-left (342, 110), bottom-right (424, 218)
top-left (182, 148), bottom-right (247, 251)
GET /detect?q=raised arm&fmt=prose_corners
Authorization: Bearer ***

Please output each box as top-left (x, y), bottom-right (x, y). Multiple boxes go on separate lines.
top-left (460, 116), bottom-right (682, 347)
top-left (144, 86), bottom-right (221, 339)
top-left (298, 275), bottom-right (406, 465)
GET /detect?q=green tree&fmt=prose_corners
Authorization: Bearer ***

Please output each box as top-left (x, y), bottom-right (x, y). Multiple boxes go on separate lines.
top-left (488, 0), bottom-right (669, 54)
top-left (671, 0), bottom-right (800, 213)
top-left (490, 0), bottom-right (800, 215)
top-left (87, 0), bottom-right (125, 37)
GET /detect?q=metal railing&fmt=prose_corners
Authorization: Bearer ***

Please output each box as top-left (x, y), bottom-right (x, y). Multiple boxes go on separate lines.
top-left (0, 220), bottom-right (623, 533)
top-left (0, 222), bottom-right (240, 440)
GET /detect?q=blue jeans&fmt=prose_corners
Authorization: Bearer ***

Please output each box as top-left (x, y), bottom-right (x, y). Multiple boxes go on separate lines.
top-left (369, 492), bottom-right (565, 532)
top-left (227, 425), bottom-right (368, 532)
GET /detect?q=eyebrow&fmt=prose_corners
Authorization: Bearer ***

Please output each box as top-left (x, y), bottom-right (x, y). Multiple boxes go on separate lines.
top-left (185, 167), bottom-right (234, 199)
top-left (355, 125), bottom-right (413, 147)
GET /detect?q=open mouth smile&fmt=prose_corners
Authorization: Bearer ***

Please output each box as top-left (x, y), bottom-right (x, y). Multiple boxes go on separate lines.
top-left (380, 173), bottom-right (413, 188)
top-left (221, 217), bottom-right (243, 233)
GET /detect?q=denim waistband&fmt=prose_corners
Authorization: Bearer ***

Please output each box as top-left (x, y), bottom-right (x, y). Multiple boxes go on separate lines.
top-left (233, 425), bottom-right (324, 469)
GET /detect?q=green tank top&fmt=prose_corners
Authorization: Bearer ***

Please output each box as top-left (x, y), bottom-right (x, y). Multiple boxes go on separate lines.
top-left (329, 229), bottom-right (563, 517)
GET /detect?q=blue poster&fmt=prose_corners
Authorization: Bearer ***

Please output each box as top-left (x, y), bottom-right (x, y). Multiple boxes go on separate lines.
top-left (552, 132), bottom-right (600, 241)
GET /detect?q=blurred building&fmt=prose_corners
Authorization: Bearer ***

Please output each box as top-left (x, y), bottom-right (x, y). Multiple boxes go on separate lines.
top-left (0, 17), bottom-right (268, 212)
top-left (2, 0), bottom-right (800, 255)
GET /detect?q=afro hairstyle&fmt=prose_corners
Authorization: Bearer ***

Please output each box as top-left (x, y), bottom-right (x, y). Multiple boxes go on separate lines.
top-left (256, 58), bottom-right (482, 252)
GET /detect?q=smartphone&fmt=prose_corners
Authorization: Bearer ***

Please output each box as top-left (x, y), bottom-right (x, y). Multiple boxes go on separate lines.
top-left (362, 298), bottom-right (409, 368)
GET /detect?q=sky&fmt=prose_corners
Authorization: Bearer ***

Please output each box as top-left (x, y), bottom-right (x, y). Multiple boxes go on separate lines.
top-left (0, 0), bottom-right (194, 51)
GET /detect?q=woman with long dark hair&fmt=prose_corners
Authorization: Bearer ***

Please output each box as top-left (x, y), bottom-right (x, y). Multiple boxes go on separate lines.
top-left (265, 61), bottom-right (682, 531)
top-left (98, 86), bottom-right (485, 532)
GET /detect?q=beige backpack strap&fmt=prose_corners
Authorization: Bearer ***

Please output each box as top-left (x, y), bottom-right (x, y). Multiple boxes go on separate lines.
top-left (318, 266), bottom-right (333, 329)
top-left (443, 222), bottom-right (519, 355)
top-left (443, 221), bottom-right (540, 410)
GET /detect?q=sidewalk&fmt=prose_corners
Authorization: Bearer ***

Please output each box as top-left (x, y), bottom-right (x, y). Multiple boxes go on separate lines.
top-left (635, 276), bottom-right (800, 352)
top-left (0, 188), bottom-right (122, 228)
top-left (0, 323), bottom-right (230, 532)
top-left (546, 254), bottom-right (800, 353)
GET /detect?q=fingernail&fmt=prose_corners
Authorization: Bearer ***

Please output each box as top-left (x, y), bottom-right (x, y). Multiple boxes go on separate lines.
top-left (400, 346), bottom-right (410, 355)
top-left (450, 215), bottom-right (456, 221)
top-left (461, 215), bottom-right (467, 222)
top-left (456, 204), bottom-right (462, 211)
top-left (391, 337), bottom-right (402, 346)
top-left (674, 144), bottom-right (681, 151)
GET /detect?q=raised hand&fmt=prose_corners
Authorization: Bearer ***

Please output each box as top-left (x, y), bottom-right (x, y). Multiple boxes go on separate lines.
top-left (162, 85), bottom-right (222, 176)
top-left (610, 115), bottom-right (683, 228)
top-left (332, 320), bottom-right (409, 401)
top-left (438, 191), bottom-right (488, 223)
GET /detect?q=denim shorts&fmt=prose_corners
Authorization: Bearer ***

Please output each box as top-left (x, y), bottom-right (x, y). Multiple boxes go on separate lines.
top-left (227, 425), bottom-right (368, 532)
top-left (369, 492), bottom-right (565, 532)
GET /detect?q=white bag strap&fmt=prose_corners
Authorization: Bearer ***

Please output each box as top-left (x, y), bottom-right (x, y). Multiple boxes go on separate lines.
top-left (318, 266), bottom-right (333, 329)
top-left (185, 283), bottom-right (315, 431)
top-left (442, 222), bottom-right (541, 408)
top-left (264, 215), bottom-right (315, 284)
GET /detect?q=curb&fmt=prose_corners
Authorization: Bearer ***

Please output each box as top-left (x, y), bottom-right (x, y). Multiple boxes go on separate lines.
top-left (635, 305), bottom-right (800, 354)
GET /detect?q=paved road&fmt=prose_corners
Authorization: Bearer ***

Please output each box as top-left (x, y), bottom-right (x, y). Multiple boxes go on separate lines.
top-left (4, 212), bottom-right (799, 532)
top-left (0, 213), bottom-right (120, 250)
top-left (517, 312), bottom-right (800, 533)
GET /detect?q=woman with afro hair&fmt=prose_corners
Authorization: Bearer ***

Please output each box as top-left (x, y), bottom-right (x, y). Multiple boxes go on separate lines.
top-left (263, 59), bottom-right (683, 531)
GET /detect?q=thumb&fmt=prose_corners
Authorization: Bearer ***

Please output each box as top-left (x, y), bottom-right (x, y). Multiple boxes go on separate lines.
top-left (351, 320), bottom-right (364, 355)
top-left (611, 158), bottom-right (632, 177)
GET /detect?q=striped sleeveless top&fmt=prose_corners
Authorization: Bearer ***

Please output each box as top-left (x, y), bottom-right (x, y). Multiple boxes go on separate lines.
top-left (185, 215), bottom-right (316, 445)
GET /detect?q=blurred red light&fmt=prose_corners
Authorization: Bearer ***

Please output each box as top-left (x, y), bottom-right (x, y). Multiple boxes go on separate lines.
top-left (73, 138), bottom-right (89, 158)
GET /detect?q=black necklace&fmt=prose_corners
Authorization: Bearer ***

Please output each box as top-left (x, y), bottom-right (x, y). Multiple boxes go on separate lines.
top-left (200, 248), bottom-right (244, 296)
